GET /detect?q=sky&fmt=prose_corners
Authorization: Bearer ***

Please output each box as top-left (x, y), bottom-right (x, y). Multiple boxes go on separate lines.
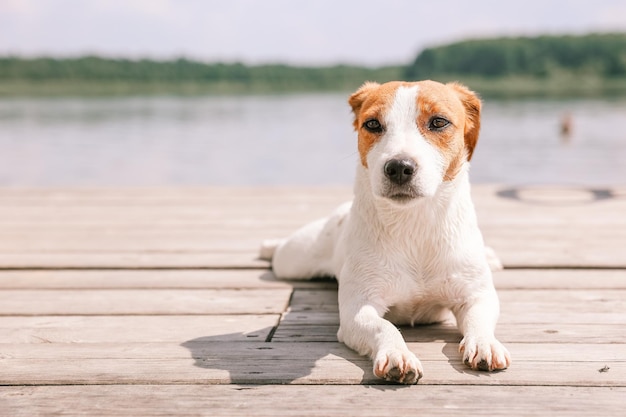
top-left (1, 0), bottom-right (626, 66)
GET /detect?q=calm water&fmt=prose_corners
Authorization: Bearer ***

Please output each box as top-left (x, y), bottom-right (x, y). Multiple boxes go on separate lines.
top-left (0, 94), bottom-right (625, 186)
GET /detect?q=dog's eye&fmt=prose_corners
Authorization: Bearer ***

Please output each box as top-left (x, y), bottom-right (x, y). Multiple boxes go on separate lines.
top-left (429, 117), bottom-right (450, 130)
top-left (363, 119), bottom-right (383, 133)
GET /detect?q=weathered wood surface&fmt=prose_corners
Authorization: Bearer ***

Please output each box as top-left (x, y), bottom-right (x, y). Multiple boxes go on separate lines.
top-left (3, 385), bottom-right (625, 417)
top-left (0, 288), bottom-right (292, 315)
top-left (0, 185), bottom-right (624, 268)
top-left (0, 186), bottom-right (625, 416)
top-left (2, 342), bottom-right (624, 386)
top-left (0, 316), bottom-right (278, 343)
top-left (0, 268), bottom-right (623, 290)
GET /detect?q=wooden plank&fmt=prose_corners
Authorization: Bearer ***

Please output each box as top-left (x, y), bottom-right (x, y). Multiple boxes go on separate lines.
top-left (494, 269), bottom-right (626, 289)
top-left (0, 224), bottom-right (622, 243)
top-left (0, 223), bottom-right (622, 236)
top-left (483, 241), bottom-right (626, 268)
top-left (0, 184), bottom-right (622, 206)
top-left (0, 252), bottom-right (267, 269)
top-left (287, 288), bottom-right (626, 319)
top-left (0, 315), bottom-right (279, 343)
top-left (0, 187), bottom-right (352, 204)
top-left (0, 208), bottom-right (339, 224)
top-left (3, 341), bottom-right (624, 362)
top-left (3, 314), bottom-right (622, 345)
top-left (0, 288), bottom-right (292, 315)
top-left (1, 268), bottom-right (624, 290)
top-left (1, 249), bottom-right (624, 269)
top-left (0, 269), bottom-right (336, 290)
top-left (0, 233), bottom-right (272, 252)
top-left (272, 322), bottom-right (626, 344)
top-left (1, 347), bottom-right (624, 386)
top-left (0, 226), bottom-right (622, 270)
top-left (1, 213), bottom-right (621, 228)
top-left (2, 385), bottom-right (624, 417)
top-left (0, 269), bottom-right (623, 290)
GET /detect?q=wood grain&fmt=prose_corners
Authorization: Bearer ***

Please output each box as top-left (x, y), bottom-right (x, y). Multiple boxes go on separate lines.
top-left (0, 288), bottom-right (292, 315)
top-left (1, 342), bottom-right (624, 386)
top-left (2, 385), bottom-right (624, 417)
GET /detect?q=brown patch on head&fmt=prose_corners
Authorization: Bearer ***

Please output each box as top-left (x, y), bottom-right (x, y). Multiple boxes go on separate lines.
top-left (447, 82), bottom-right (481, 161)
top-left (348, 81), bottom-right (406, 167)
top-left (415, 81), bottom-right (482, 181)
top-left (348, 82), bottom-right (380, 131)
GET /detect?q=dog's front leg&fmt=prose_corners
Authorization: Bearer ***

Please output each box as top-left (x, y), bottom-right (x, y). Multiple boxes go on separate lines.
top-left (337, 286), bottom-right (423, 384)
top-left (454, 289), bottom-right (511, 371)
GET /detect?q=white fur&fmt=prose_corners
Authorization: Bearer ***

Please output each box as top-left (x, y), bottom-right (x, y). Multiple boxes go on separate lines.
top-left (261, 84), bottom-right (510, 384)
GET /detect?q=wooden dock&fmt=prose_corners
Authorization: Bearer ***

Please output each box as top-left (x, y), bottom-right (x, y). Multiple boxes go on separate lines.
top-left (1, 185), bottom-right (625, 416)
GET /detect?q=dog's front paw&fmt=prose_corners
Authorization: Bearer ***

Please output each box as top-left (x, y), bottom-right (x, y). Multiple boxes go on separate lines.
top-left (459, 336), bottom-right (511, 371)
top-left (373, 348), bottom-right (423, 384)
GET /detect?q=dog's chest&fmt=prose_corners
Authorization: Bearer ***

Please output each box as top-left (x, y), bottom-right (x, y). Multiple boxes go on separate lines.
top-left (382, 266), bottom-right (453, 325)
top-left (343, 188), bottom-right (480, 322)
top-left (360, 235), bottom-right (466, 324)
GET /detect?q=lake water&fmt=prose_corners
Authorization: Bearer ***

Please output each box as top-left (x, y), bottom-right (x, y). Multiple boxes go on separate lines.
top-left (1, 94), bottom-right (625, 186)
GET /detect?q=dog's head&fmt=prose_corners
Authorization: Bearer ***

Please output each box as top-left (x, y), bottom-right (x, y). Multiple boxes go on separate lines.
top-left (349, 80), bottom-right (481, 204)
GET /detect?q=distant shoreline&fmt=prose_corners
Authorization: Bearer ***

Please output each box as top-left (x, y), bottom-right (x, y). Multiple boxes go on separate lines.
top-left (2, 33), bottom-right (626, 98)
top-left (2, 76), bottom-right (626, 99)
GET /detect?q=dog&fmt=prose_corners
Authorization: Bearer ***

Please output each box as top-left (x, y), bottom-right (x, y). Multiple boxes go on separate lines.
top-left (260, 80), bottom-right (511, 384)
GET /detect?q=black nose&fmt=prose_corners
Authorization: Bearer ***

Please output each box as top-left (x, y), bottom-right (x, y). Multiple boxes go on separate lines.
top-left (384, 158), bottom-right (417, 185)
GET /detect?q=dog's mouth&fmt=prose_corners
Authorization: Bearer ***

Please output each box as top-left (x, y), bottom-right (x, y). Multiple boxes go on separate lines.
top-left (383, 186), bottom-right (422, 204)
top-left (387, 193), bottom-right (418, 204)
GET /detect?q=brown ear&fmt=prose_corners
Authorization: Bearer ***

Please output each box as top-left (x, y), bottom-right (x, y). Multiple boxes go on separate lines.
top-left (447, 82), bottom-right (481, 161)
top-left (348, 82), bottom-right (380, 130)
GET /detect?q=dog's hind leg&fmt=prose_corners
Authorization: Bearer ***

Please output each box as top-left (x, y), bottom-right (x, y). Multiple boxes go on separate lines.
top-left (485, 246), bottom-right (503, 271)
top-left (259, 238), bottom-right (283, 261)
top-left (260, 202), bottom-right (350, 280)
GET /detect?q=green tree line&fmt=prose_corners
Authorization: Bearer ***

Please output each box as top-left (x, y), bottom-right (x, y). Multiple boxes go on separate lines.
top-left (405, 33), bottom-right (626, 79)
top-left (1, 33), bottom-right (625, 96)
top-left (0, 56), bottom-right (401, 92)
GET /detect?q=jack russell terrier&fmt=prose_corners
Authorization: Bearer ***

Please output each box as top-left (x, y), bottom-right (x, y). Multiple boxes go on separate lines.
top-left (260, 80), bottom-right (511, 384)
